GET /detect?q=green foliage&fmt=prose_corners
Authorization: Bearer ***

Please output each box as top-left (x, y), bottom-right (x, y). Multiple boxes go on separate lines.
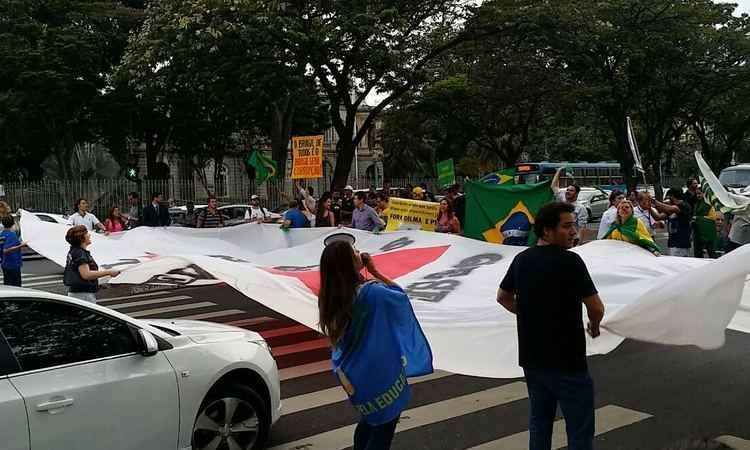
top-left (0, 0), bottom-right (144, 180)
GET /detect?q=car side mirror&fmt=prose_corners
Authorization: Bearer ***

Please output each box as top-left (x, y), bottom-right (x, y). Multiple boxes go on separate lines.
top-left (137, 329), bottom-right (159, 356)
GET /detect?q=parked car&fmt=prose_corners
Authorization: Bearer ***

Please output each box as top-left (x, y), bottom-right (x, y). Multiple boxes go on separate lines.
top-left (0, 286), bottom-right (281, 450)
top-left (169, 204), bottom-right (282, 227)
top-left (577, 187), bottom-right (610, 221)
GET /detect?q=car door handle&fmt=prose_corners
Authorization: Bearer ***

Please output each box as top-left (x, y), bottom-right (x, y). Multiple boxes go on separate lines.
top-left (36, 397), bottom-right (74, 412)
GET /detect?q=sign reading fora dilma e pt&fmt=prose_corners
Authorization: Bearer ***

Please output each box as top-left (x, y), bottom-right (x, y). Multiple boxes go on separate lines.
top-left (386, 198), bottom-right (441, 232)
top-left (292, 135), bottom-right (324, 179)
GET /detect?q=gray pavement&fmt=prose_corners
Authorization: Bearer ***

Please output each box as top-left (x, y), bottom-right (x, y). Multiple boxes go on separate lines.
top-left (6, 233), bottom-right (749, 449)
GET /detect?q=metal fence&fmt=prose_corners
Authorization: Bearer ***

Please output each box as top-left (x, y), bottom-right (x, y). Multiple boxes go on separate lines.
top-left (0, 176), bottom-right (439, 219)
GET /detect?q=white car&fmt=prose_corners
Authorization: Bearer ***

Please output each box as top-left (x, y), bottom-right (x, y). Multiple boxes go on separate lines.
top-left (577, 188), bottom-right (610, 221)
top-left (0, 286), bottom-right (281, 450)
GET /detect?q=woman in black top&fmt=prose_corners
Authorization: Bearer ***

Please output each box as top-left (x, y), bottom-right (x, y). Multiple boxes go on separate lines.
top-left (315, 192), bottom-right (336, 227)
top-left (63, 225), bottom-right (120, 303)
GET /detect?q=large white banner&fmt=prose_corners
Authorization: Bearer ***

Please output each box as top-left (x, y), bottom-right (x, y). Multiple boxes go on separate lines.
top-left (21, 210), bottom-right (750, 378)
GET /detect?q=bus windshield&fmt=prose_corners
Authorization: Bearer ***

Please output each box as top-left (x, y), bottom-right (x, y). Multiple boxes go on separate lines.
top-left (719, 168), bottom-right (750, 188)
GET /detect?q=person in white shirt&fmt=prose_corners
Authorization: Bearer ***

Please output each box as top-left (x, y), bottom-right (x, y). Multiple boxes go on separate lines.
top-left (597, 190), bottom-right (625, 239)
top-left (244, 195), bottom-right (272, 222)
top-left (551, 168), bottom-right (589, 242)
top-left (68, 198), bottom-right (107, 233)
top-left (633, 191), bottom-right (666, 237)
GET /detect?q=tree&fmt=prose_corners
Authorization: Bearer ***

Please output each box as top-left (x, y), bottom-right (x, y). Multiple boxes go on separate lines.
top-left (381, 21), bottom-right (570, 176)
top-left (0, 0), bottom-right (144, 180)
top-left (262, 0), bottom-right (490, 189)
top-left (504, 0), bottom-right (750, 190)
top-left (119, 0), bottom-right (326, 183)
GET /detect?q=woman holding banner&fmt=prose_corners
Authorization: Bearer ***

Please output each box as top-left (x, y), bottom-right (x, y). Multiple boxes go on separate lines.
top-left (318, 238), bottom-right (433, 450)
top-left (436, 199), bottom-right (461, 234)
top-left (603, 200), bottom-right (661, 256)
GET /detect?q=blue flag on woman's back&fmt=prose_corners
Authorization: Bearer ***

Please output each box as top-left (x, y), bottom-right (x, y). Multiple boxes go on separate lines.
top-left (332, 281), bottom-right (433, 425)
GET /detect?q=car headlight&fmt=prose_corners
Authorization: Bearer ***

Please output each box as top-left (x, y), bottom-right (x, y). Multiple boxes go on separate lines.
top-left (250, 339), bottom-right (272, 354)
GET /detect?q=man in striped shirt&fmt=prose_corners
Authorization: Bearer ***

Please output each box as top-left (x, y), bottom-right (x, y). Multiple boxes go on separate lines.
top-left (196, 196), bottom-right (225, 228)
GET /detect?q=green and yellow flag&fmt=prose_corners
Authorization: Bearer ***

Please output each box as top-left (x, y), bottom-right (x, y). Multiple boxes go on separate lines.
top-left (602, 215), bottom-right (661, 255)
top-left (247, 150), bottom-right (277, 184)
top-left (694, 199), bottom-right (719, 244)
top-left (464, 180), bottom-right (553, 245)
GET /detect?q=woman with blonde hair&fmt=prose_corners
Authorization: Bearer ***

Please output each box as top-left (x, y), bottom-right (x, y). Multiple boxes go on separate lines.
top-left (603, 200), bottom-right (661, 255)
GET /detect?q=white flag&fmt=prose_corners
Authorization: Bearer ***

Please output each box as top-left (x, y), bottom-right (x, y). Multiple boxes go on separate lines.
top-left (627, 116), bottom-right (644, 173)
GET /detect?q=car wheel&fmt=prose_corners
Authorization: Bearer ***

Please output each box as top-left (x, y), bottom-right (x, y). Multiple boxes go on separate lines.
top-left (192, 382), bottom-right (269, 450)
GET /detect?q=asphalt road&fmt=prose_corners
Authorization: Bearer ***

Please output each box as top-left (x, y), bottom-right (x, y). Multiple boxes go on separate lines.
top-left (7, 229), bottom-right (750, 450)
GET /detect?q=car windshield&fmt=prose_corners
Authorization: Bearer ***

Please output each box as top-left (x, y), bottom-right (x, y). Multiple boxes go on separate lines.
top-left (577, 191), bottom-right (597, 202)
top-left (719, 168), bottom-right (750, 188)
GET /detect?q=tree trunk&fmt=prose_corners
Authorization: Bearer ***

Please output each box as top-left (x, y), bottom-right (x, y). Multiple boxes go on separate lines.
top-left (331, 131), bottom-right (355, 191)
top-left (145, 129), bottom-right (159, 179)
top-left (270, 97), bottom-right (294, 177)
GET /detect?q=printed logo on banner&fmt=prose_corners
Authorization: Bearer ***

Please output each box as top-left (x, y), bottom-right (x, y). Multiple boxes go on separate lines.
top-left (264, 245), bottom-right (450, 295)
top-left (263, 237), bottom-right (505, 303)
top-left (482, 201), bottom-right (534, 245)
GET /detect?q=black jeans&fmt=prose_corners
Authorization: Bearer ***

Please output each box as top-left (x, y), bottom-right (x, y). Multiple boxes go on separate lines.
top-left (353, 415), bottom-right (400, 450)
top-left (2, 268), bottom-right (22, 287)
top-left (524, 368), bottom-right (595, 450)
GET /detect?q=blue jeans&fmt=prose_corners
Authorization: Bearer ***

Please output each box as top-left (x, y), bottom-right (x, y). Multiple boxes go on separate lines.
top-left (524, 368), bottom-right (595, 450)
top-left (353, 415), bottom-right (399, 450)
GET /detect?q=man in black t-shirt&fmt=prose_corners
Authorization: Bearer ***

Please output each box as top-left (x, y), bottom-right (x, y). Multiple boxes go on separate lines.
top-left (653, 188), bottom-right (693, 257)
top-left (497, 202), bottom-right (605, 450)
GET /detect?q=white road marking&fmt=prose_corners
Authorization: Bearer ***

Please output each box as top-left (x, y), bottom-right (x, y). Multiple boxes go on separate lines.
top-left (128, 301), bottom-right (216, 318)
top-left (179, 309), bottom-right (248, 320)
top-left (268, 382), bottom-right (528, 450)
top-left (282, 371), bottom-right (452, 415)
top-left (102, 295), bottom-right (193, 310)
top-left (468, 404), bottom-right (652, 450)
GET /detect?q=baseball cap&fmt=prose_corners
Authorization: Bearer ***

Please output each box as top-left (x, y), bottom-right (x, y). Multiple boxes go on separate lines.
top-left (250, 194), bottom-right (259, 200)
top-left (344, 185), bottom-right (354, 191)
top-left (413, 187), bottom-right (425, 194)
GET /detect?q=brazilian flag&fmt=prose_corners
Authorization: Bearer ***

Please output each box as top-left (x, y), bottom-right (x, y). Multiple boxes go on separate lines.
top-left (247, 150), bottom-right (277, 184)
top-left (464, 180), bottom-right (553, 246)
top-left (480, 168), bottom-right (516, 185)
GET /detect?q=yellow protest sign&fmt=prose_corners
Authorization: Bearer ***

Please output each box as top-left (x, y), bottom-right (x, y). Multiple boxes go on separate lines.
top-left (386, 198), bottom-right (440, 232)
top-left (291, 135), bottom-right (324, 179)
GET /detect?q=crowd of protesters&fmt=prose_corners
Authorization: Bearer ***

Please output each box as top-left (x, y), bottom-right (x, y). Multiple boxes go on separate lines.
top-left (1, 169), bottom-right (749, 292)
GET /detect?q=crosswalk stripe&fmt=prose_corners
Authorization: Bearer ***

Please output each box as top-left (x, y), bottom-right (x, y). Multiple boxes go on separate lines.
top-left (281, 371), bottom-right (452, 416)
top-left (468, 404), bottom-right (652, 450)
top-left (20, 274), bottom-right (62, 282)
top-left (102, 295), bottom-right (193, 310)
top-left (178, 309), bottom-right (248, 320)
top-left (716, 435), bottom-right (750, 450)
top-left (99, 290), bottom-right (177, 302)
top-left (260, 324), bottom-right (312, 339)
top-left (268, 382), bottom-right (528, 450)
top-left (128, 301), bottom-right (216, 318)
top-left (279, 360), bottom-right (331, 381)
top-left (225, 317), bottom-right (277, 327)
top-left (23, 279), bottom-right (64, 288)
top-left (272, 337), bottom-right (329, 357)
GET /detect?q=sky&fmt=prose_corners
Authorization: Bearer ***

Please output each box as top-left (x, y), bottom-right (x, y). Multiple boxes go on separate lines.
top-left (721, 0), bottom-right (750, 15)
